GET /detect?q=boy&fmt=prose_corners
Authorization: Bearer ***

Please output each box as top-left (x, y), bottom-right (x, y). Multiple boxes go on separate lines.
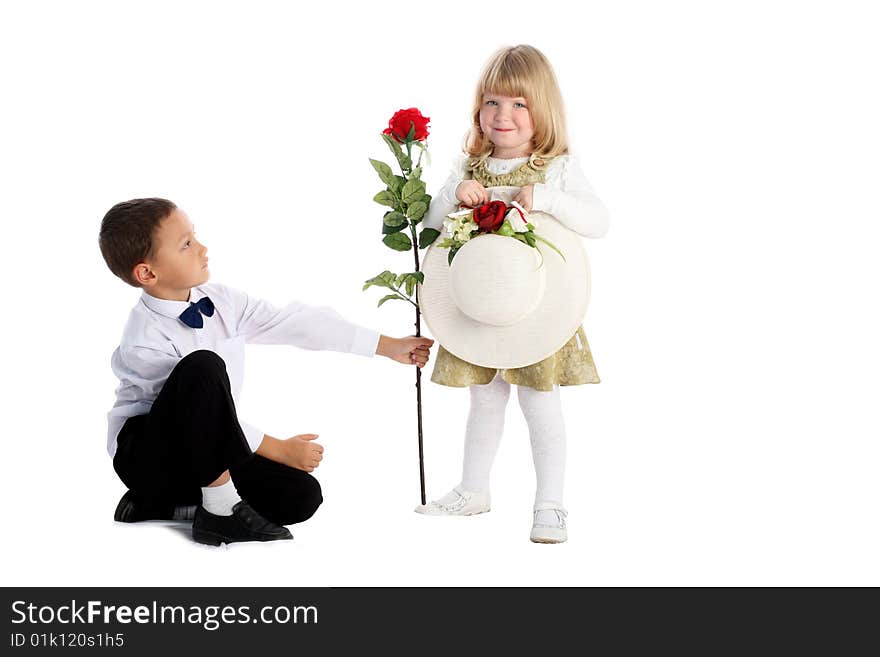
top-left (99, 198), bottom-right (433, 545)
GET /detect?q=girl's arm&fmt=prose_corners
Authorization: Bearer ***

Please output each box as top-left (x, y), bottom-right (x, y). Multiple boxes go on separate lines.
top-left (532, 156), bottom-right (610, 238)
top-left (423, 155), bottom-right (468, 231)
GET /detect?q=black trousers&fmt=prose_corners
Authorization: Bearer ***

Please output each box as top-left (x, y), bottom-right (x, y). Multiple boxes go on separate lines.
top-left (113, 350), bottom-right (322, 525)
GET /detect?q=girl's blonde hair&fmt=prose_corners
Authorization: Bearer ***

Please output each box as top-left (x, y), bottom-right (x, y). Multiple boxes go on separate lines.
top-left (464, 44), bottom-right (568, 161)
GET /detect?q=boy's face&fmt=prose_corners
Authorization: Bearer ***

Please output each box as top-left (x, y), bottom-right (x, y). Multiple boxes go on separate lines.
top-left (134, 208), bottom-right (210, 300)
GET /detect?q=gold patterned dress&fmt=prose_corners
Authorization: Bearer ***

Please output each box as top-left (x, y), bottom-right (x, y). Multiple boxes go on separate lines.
top-left (430, 154), bottom-right (601, 392)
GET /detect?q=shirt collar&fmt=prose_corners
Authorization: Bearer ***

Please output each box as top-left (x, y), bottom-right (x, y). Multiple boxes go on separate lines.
top-left (140, 287), bottom-right (209, 320)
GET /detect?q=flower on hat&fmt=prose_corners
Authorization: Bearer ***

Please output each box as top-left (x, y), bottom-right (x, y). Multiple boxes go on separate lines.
top-left (442, 212), bottom-right (479, 244)
top-left (439, 201), bottom-right (564, 264)
top-left (506, 202), bottom-right (530, 233)
top-left (472, 200), bottom-right (507, 233)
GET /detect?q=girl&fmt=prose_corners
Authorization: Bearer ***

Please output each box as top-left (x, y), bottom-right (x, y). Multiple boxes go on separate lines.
top-left (417, 44), bottom-right (609, 543)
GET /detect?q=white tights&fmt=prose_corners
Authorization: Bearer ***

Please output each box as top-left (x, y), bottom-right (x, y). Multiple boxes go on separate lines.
top-left (460, 374), bottom-right (566, 507)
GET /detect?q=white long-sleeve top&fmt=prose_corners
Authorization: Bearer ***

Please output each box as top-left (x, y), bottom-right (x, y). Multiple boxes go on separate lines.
top-left (106, 283), bottom-right (380, 458)
top-left (423, 154), bottom-right (610, 238)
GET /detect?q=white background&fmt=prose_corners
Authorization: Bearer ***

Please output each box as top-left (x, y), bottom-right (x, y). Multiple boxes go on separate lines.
top-left (1, 0), bottom-right (878, 586)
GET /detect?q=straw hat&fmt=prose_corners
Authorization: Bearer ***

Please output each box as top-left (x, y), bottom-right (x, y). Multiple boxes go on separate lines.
top-left (419, 187), bottom-right (590, 369)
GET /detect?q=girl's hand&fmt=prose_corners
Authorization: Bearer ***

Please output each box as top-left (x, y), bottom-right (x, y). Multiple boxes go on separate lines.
top-left (456, 180), bottom-right (490, 207)
top-left (513, 185), bottom-right (534, 212)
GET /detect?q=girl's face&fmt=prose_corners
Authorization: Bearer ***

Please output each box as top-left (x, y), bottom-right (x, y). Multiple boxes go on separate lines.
top-left (479, 92), bottom-right (535, 158)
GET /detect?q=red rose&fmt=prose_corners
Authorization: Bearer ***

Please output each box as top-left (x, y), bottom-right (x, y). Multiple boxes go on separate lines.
top-left (473, 201), bottom-right (507, 233)
top-left (383, 108), bottom-right (430, 143)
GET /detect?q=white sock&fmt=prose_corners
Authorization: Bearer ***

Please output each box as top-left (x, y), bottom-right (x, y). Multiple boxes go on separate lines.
top-left (460, 374), bottom-right (510, 493)
top-left (200, 478), bottom-right (242, 516)
top-left (517, 384), bottom-right (566, 507)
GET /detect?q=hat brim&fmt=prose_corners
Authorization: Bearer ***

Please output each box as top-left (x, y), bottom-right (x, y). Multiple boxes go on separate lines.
top-left (419, 215), bottom-right (590, 369)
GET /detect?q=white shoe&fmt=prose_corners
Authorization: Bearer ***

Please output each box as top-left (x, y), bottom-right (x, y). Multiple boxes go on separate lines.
top-left (414, 487), bottom-right (491, 516)
top-left (530, 503), bottom-right (567, 543)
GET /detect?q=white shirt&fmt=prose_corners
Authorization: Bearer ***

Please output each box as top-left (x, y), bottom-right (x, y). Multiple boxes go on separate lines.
top-left (106, 283), bottom-right (380, 458)
top-left (423, 154), bottom-right (610, 238)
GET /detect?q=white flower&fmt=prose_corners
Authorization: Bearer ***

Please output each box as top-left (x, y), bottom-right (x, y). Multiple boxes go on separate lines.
top-left (454, 220), bottom-right (478, 242)
top-left (507, 204), bottom-right (529, 233)
top-left (443, 212), bottom-right (478, 243)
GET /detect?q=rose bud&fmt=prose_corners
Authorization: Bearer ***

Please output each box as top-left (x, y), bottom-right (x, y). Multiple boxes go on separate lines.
top-left (473, 200), bottom-right (507, 232)
top-left (383, 108), bottom-right (431, 143)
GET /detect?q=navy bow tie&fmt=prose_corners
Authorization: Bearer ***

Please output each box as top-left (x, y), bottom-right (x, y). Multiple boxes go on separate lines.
top-left (178, 296), bottom-right (215, 329)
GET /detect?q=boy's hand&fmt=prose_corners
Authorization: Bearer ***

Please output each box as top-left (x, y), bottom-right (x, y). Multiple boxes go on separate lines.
top-left (377, 335), bottom-right (434, 368)
top-left (278, 434), bottom-right (324, 473)
top-left (456, 180), bottom-right (490, 207)
top-left (512, 184), bottom-right (534, 212)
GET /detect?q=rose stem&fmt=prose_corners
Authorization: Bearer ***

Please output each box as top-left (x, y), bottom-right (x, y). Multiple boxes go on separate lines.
top-left (410, 219), bottom-right (427, 506)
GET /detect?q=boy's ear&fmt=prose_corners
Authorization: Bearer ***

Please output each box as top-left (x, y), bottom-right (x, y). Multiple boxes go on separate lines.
top-left (133, 262), bottom-right (157, 287)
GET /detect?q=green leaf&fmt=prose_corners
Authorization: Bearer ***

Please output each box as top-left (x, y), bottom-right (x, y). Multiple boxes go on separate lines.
top-left (408, 201), bottom-right (428, 222)
top-left (448, 246), bottom-right (460, 265)
top-left (369, 159), bottom-right (395, 187)
top-left (496, 220), bottom-right (515, 237)
top-left (382, 220), bottom-right (407, 234)
top-left (382, 210), bottom-right (408, 234)
top-left (406, 122), bottom-right (416, 142)
top-left (533, 233), bottom-right (567, 262)
top-left (391, 175), bottom-right (407, 194)
top-left (419, 227), bottom-right (440, 248)
top-left (412, 273), bottom-right (422, 295)
top-left (383, 211), bottom-right (408, 228)
top-left (402, 178), bottom-right (427, 205)
top-left (404, 275), bottom-right (415, 297)
top-left (382, 133), bottom-right (411, 173)
top-left (362, 270), bottom-right (397, 291)
top-left (378, 294), bottom-right (404, 307)
top-left (373, 190), bottom-right (397, 208)
top-left (382, 133), bottom-right (404, 159)
top-left (383, 232), bottom-right (412, 251)
top-left (410, 166), bottom-right (422, 181)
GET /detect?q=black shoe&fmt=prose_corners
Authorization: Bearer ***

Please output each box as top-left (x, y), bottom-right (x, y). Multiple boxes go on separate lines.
top-left (114, 490), bottom-right (197, 523)
top-left (192, 501), bottom-right (292, 545)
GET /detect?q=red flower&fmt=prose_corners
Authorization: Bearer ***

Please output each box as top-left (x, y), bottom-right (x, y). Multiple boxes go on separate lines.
top-left (383, 108), bottom-right (430, 143)
top-left (473, 201), bottom-right (507, 233)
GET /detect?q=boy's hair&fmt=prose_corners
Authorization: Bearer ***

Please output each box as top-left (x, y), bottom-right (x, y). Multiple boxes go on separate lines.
top-left (464, 44), bottom-right (569, 162)
top-left (99, 197), bottom-right (177, 287)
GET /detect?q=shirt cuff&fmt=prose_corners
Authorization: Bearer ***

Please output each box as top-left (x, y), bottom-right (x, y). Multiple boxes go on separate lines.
top-left (240, 421), bottom-right (265, 452)
top-left (351, 327), bottom-right (381, 357)
top-left (442, 182), bottom-right (461, 207)
top-left (531, 183), bottom-right (553, 214)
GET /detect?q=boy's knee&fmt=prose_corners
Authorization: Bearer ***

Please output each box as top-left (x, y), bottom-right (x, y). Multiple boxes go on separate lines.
top-left (174, 350), bottom-right (227, 378)
top-left (276, 476), bottom-right (323, 525)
